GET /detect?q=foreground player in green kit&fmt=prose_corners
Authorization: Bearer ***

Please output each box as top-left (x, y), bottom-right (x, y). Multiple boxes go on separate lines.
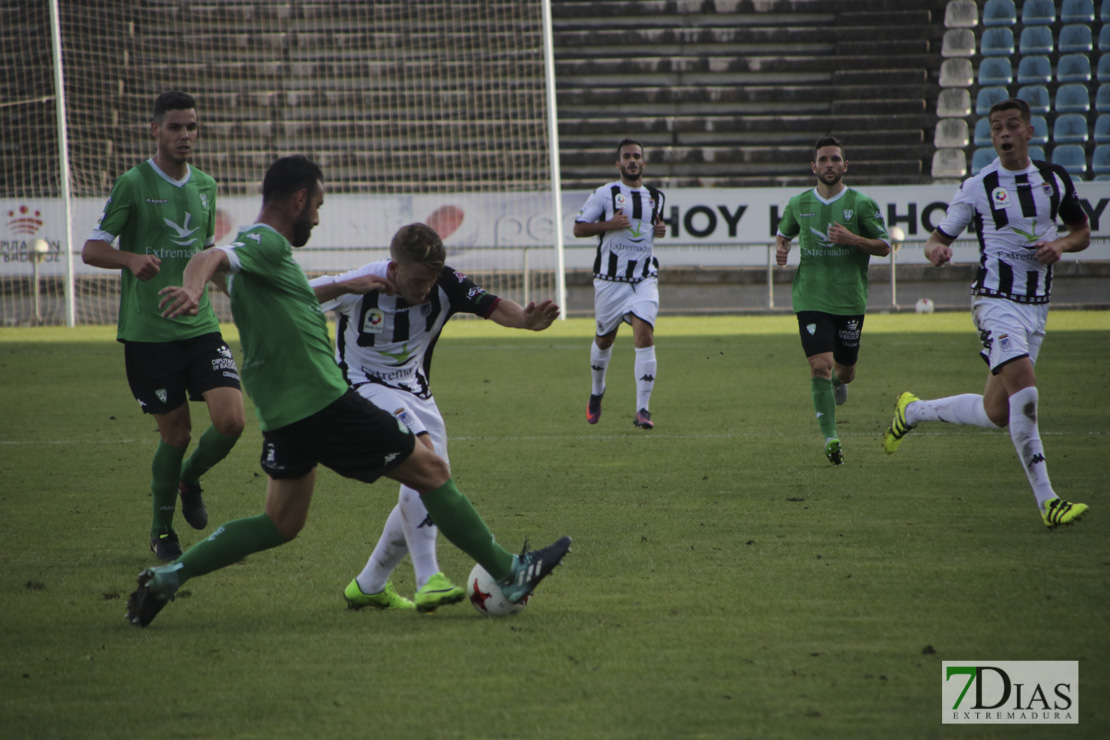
top-left (126, 155), bottom-right (570, 627)
top-left (82, 91), bottom-right (245, 561)
top-left (775, 136), bottom-right (891, 465)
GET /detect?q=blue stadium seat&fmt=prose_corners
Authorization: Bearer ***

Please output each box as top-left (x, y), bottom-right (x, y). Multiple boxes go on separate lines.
top-left (973, 117), bottom-right (992, 146)
top-left (1100, 54), bottom-right (1110, 81)
top-left (1055, 83), bottom-right (1091, 114)
top-left (1095, 115), bottom-right (1110, 143)
top-left (1092, 145), bottom-right (1110, 175)
top-left (1099, 25), bottom-right (1110, 52)
top-left (1103, 0), bottom-right (1110, 21)
top-left (976, 86), bottom-right (1010, 115)
top-left (1051, 144), bottom-right (1088, 179)
top-left (981, 27), bottom-right (1016, 56)
top-left (1057, 54), bottom-right (1092, 84)
top-left (1053, 114), bottom-right (1090, 144)
top-left (1017, 85), bottom-right (1051, 114)
top-left (1058, 25), bottom-right (1093, 54)
top-left (1018, 26), bottom-right (1053, 55)
top-left (1021, 0), bottom-right (1056, 24)
top-left (1029, 146), bottom-right (1046, 161)
top-left (1031, 115), bottom-right (1049, 145)
top-left (1017, 55), bottom-right (1052, 84)
top-left (978, 57), bottom-right (1013, 86)
top-left (1099, 84), bottom-right (1110, 112)
top-left (1061, 0), bottom-right (1095, 22)
top-left (982, 0), bottom-right (1017, 26)
top-left (972, 147), bottom-right (997, 174)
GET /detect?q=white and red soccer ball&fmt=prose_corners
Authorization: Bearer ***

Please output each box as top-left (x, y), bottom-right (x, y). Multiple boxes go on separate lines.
top-left (467, 563), bottom-right (529, 617)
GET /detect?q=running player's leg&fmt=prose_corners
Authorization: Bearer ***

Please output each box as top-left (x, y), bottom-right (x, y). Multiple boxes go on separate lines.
top-left (629, 278), bottom-right (659, 428)
top-left (179, 335), bottom-right (245, 502)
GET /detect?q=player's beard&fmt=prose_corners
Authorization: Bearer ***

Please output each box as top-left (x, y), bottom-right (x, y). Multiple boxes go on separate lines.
top-left (818, 170), bottom-right (843, 187)
top-left (619, 163), bottom-right (642, 184)
top-left (290, 203), bottom-right (315, 247)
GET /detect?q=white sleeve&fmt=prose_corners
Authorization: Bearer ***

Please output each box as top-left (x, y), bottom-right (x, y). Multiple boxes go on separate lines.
top-left (936, 182), bottom-right (975, 239)
top-left (575, 187), bottom-right (607, 224)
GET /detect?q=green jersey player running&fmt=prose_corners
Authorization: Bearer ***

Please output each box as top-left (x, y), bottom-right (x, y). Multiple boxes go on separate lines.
top-left (775, 136), bottom-right (891, 465)
top-left (82, 91), bottom-right (245, 562)
top-left (125, 155), bottom-right (570, 628)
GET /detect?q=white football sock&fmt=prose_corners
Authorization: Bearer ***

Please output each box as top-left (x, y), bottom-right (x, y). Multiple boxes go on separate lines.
top-left (397, 486), bottom-right (440, 589)
top-left (905, 394), bottom-right (1000, 428)
top-left (590, 342), bottom-right (610, 396)
top-left (634, 345), bottom-right (656, 411)
top-left (1007, 387), bottom-right (1056, 511)
top-left (356, 504), bottom-right (408, 595)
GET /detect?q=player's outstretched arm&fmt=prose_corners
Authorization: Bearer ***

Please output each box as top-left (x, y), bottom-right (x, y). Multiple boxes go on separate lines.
top-left (312, 273), bottom-right (395, 303)
top-left (924, 230), bottom-right (956, 267)
top-left (82, 239), bottom-right (161, 281)
top-left (159, 248), bottom-right (230, 318)
top-left (490, 298), bottom-right (560, 331)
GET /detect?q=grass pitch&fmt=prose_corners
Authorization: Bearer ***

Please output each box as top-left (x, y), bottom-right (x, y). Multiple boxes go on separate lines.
top-left (1, 313), bottom-right (1107, 739)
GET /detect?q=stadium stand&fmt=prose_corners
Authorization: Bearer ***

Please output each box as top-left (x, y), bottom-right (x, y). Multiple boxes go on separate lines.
top-left (982, 0), bottom-right (1017, 26)
top-left (1101, 25), bottom-right (1110, 52)
top-left (935, 118), bottom-right (970, 148)
top-left (931, 148), bottom-right (968, 178)
top-left (1017, 85), bottom-right (1052, 115)
top-left (1104, 0), bottom-right (1110, 21)
top-left (1017, 55), bottom-right (1052, 84)
top-left (1100, 55), bottom-right (1110, 82)
top-left (1031, 115), bottom-right (1050, 145)
top-left (1029, 145), bottom-right (1047, 160)
top-left (938, 88), bottom-right (973, 118)
top-left (973, 117), bottom-right (992, 146)
top-left (943, 28), bottom-right (977, 57)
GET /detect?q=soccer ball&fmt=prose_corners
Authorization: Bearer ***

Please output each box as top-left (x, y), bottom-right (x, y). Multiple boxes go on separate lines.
top-left (915, 297), bottom-right (935, 314)
top-left (467, 563), bottom-right (528, 617)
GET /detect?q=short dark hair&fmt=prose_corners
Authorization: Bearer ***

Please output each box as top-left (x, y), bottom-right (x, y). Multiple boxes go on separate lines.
top-left (616, 138), bottom-right (643, 156)
top-left (262, 155), bottom-right (323, 204)
top-left (390, 223), bottom-right (446, 269)
top-left (152, 91), bottom-right (197, 122)
top-left (989, 98), bottom-right (1031, 124)
top-left (813, 136), bottom-right (843, 160)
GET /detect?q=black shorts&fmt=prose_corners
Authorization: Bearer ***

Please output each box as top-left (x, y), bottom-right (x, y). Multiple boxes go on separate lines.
top-left (796, 311), bottom-right (865, 367)
top-left (123, 333), bottom-right (241, 415)
top-left (260, 390), bottom-right (417, 482)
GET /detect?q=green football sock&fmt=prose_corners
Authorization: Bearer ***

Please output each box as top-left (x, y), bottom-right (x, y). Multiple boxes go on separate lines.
top-left (174, 513), bottom-right (286, 586)
top-left (811, 377), bottom-right (838, 439)
top-left (151, 441), bottom-right (186, 535)
top-left (420, 478), bottom-right (514, 580)
top-left (831, 371), bottom-right (843, 390)
top-left (180, 425), bottom-right (240, 486)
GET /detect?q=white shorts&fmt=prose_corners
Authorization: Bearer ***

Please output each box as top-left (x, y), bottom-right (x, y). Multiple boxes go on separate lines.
top-left (357, 383), bottom-right (448, 463)
top-left (593, 276), bottom-right (659, 336)
top-left (971, 297), bottom-right (1048, 374)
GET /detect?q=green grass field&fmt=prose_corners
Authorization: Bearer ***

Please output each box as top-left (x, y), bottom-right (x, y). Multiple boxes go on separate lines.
top-left (1, 314), bottom-right (1107, 739)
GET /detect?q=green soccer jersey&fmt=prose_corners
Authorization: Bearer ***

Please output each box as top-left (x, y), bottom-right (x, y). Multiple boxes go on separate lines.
top-left (220, 224), bottom-right (348, 431)
top-left (91, 160), bottom-right (219, 342)
top-left (777, 186), bottom-right (889, 315)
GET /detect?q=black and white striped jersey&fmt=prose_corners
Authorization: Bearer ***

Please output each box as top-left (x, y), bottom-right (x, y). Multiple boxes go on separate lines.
top-left (310, 260), bottom-right (500, 399)
top-left (575, 180), bottom-right (663, 283)
top-left (937, 157), bottom-right (1087, 305)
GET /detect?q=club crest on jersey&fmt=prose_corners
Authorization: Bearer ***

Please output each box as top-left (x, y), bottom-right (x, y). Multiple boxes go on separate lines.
top-left (394, 408), bottom-right (415, 429)
top-left (806, 323), bottom-right (817, 335)
top-left (991, 187), bottom-right (1011, 209)
top-left (999, 334), bottom-right (1012, 352)
top-left (842, 209), bottom-right (853, 221)
top-left (199, 193), bottom-right (208, 210)
top-left (362, 308), bottom-right (384, 334)
top-left (155, 389), bottom-right (167, 403)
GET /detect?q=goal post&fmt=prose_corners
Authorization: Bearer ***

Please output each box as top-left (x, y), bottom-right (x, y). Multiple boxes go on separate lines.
top-left (0, 0), bottom-right (566, 327)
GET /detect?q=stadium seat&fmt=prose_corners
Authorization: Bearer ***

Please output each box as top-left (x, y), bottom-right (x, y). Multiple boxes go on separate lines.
top-left (981, 0), bottom-right (1016, 26)
top-left (1031, 115), bottom-right (1049, 145)
top-left (1058, 25), bottom-right (1093, 54)
top-left (1019, 26), bottom-right (1053, 55)
top-left (1056, 84), bottom-right (1091, 114)
top-left (1061, 0), bottom-right (1095, 22)
top-left (942, 28), bottom-right (976, 57)
top-left (1095, 115), bottom-right (1110, 143)
top-left (1093, 145), bottom-right (1110, 175)
top-left (934, 119), bottom-right (969, 148)
top-left (940, 58), bottom-right (974, 87)
top-left (937, 88), bottom-right (972, 117)
top-left (1099, 84), bottom-right (1110, 112)
top-left (1021, 0), bottom-right (1056, 25)
top-left (972, 147), bottom-right (997, 174)
top-left (1103, 0), bottom-right (1110, 21)
top-left (931, 148), bottom-right (967, 179)
top-left (1029, 146), bottom-right (1046, 161)
top-left (1053, 114), bottom-right (1090, 144)
top-left (1057, 54), bottom-right (1092, 84)
top-left (974, 117), bottom-right (992, 146)
top-left (1017, 55), bottom-right (1052, 85)
top-left (981, 27), bottom-right (1015, 56)
top-left (1051, 144), bottom-right (1088, 179)
top-left (944, 0), bottom-right (979, 28)
top-left (977, 57), bottom-right (1012, 86)
top-left (976, 86), bottom-right (1010, 115)
top-left (1017, 85), bottom-right (1051, 115)
top-left (1099, 25), bottom-right (1110, 52)
top-left (1100, 55), bottom-right (1110, 82)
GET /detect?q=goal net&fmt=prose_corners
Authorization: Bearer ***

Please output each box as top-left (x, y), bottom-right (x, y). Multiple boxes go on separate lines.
top-left (1, 0), bottom-right (563, 327)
